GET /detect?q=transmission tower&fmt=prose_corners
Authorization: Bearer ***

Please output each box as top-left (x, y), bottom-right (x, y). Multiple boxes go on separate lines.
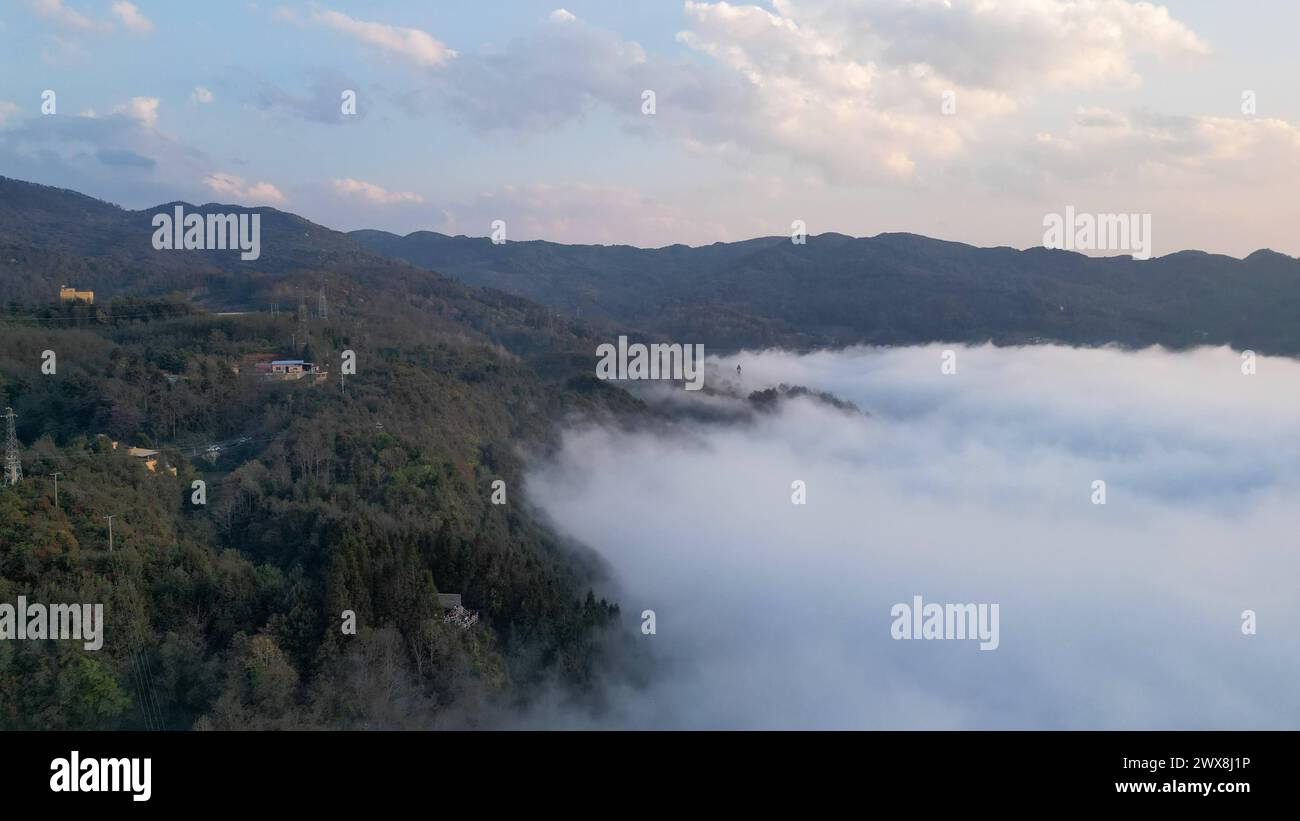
top-left (4, 407), bottom-right (21, 486)
top-left (318, 286), bottom-right (328, 320)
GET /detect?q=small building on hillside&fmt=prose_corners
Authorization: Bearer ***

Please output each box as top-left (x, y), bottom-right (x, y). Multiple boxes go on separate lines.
top-left (438, 593), bottom-right (479, 629)
top-left (59, 285), bottom-right (94, 304)
top-left (127, 447), bottom-right (163, 473)
top-left (256, 359), bottom-right (329, 383)
top-left (128, 447), bottom-right (159, 470)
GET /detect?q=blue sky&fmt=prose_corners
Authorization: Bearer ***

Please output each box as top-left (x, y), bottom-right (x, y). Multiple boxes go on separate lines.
top-left (2, 1), bottom-right (1298, 255)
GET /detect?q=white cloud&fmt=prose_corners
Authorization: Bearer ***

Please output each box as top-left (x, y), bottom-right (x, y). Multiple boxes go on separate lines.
top-left (399, 16), bottom-right (654, 134)
top-left (371, 2), bottom-right (1296, 253)
top-left (12, 0), bottom-right (1295, 256)
top-left (310, 9), bottom-right (456, 68)
top-left (203, 172), bottom-right (286, 205)
top-left (668, 0), bottom-right (1209, 179)
top-left (25, 0), bottom-right (99, 30)
top-left (525, 344), bottom-right (1300, 728)
top-left (385, 0), bottom-right (1212, 183)
top-left (0, 101), bottom-right (19, 128)
top-left (191, 86), bottom-right (214, 104)
top-left (1021, 109), bottom-right (1300, 189)
top-left (110, 1), bottom-right (153, 33)
top-left (977, 110), bottom-right (1300, 253)
top-left (110, 96), bottom-right (159, 128)
top-left (0, 100), bottom-right (219, 210)
top-left (331, 178), bottom-right (424, 205)
top-left (756, 0), bottom-right (1210, 93)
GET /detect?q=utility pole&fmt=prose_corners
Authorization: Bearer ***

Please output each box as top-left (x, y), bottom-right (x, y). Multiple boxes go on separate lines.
top-left (50, 472), bottom-right (61, 507)
top-left (4, 407), bottom-right (21, 486)
top-left (104, 515), bottom-right (114, 552)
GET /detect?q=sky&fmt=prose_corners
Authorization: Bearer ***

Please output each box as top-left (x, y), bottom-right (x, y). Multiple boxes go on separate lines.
top-left (1, 0), bottom-right (1298, 255)
top-left (523, 344), bottom-right (1300, 729)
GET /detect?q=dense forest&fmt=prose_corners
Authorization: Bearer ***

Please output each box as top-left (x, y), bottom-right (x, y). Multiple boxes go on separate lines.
top-left (352, 228), bottom-right (1300, 355)
top-left (0, 177), bottom-right (647, 729)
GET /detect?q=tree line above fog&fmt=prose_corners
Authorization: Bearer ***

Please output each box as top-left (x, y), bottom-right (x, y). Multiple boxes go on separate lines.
top-left (352, 227), bottom-right (1300, 356)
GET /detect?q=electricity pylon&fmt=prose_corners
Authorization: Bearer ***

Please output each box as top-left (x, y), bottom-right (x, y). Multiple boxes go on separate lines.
top-left (4, 407), bottom-right (21, 486)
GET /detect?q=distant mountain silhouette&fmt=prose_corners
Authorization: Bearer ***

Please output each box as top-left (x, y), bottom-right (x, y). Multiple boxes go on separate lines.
top-left (3, 175), bottom-right (1297, 355)
top-left (352, 227), bottom-right (1300, 354)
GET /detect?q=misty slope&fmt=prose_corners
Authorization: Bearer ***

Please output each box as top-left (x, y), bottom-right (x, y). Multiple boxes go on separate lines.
top-left (352, 228), bottom-right (1300, 355)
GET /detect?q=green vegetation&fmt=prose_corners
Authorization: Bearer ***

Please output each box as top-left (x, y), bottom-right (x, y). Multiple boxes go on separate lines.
top-left (0, 177), bottom-right (642, 729)
top-left (353, 229), bottom-right (1300, 355)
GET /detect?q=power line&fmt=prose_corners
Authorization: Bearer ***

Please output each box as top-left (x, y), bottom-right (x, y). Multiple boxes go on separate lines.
top-left (4, 407), bottom-right (21, 485)
top-left (0, 310), bottom-right (201, 324)
top-left (107, 546), bottom-right (166, 731)
top-left (123, 581), bottom-right (167, 731)
top-left (17, 428), bottom-right (286, 463)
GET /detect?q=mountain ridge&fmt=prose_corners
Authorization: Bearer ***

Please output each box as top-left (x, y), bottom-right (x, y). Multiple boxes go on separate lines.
top-left (349, 225), bottom-right (1292, 262)
top-left (350, 220), bottom-right (1300, 355)
top-left (5, 175), bottom-right (1300, 356)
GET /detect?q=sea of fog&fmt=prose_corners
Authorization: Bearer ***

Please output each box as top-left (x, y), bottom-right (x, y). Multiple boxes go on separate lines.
top-left (523, 344), bottom-right (1300, 729)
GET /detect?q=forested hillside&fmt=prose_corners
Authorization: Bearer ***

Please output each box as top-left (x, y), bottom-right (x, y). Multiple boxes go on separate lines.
top-left (352, 228), bottom-right (1300, 355)
top-left (0, 177), bottom-right (642, 729)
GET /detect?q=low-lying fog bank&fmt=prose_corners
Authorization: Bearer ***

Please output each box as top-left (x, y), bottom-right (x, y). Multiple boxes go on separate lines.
top-left (522, 344), bottom-right (1300, 729)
